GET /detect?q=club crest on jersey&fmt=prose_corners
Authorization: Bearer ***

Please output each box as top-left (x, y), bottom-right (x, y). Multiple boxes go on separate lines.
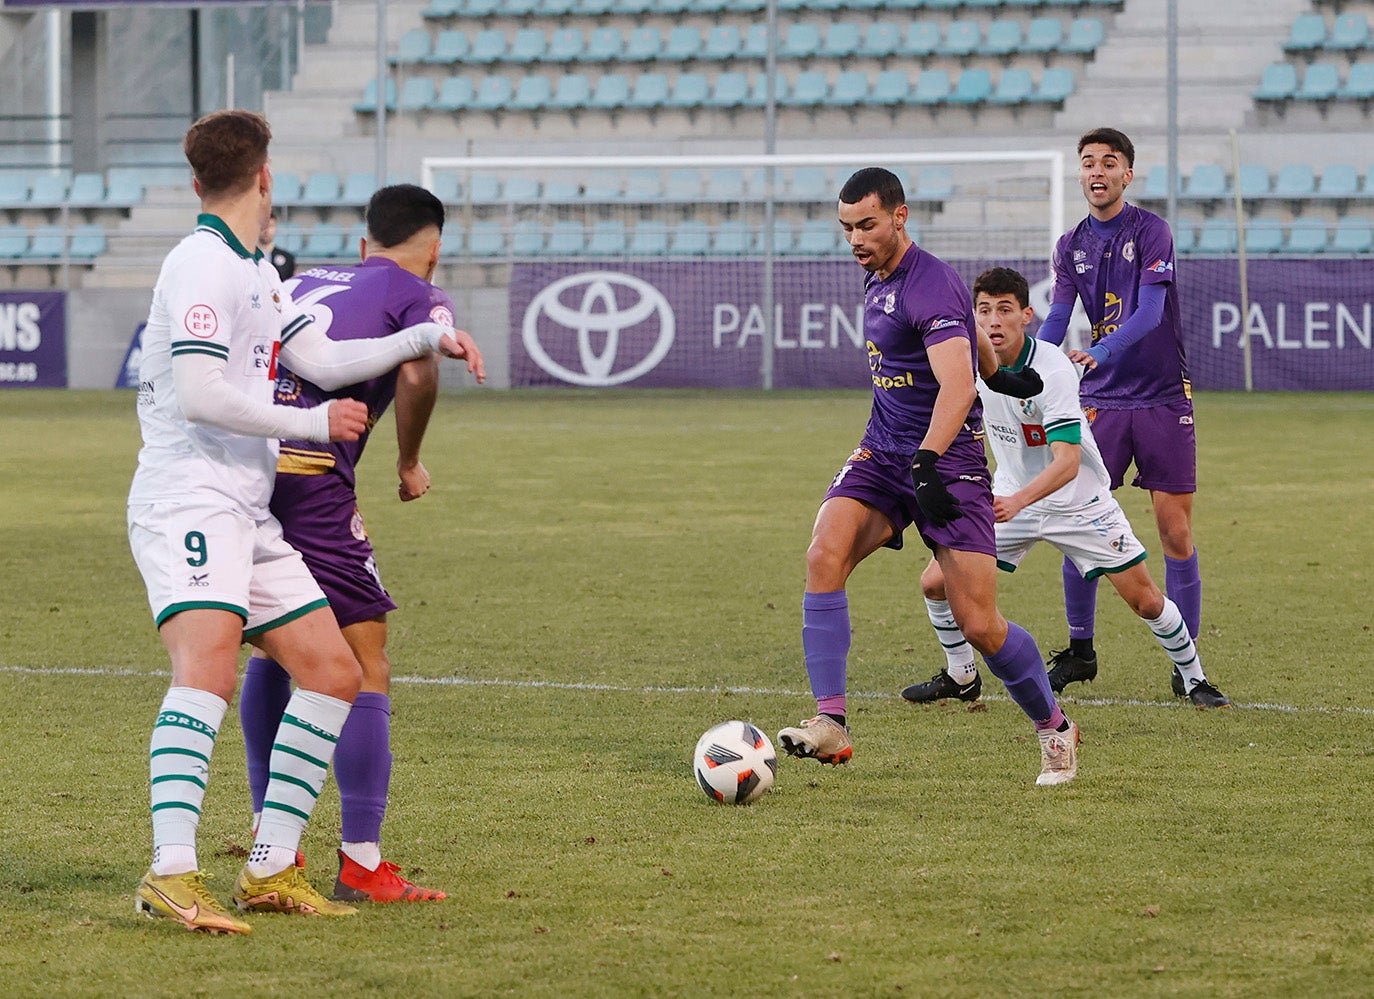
top-left (1110, 534), bottom-right (1129, 553)
top-left (883, 291), bottom-right (896, 314)
top-left (1123, 241), bottom-right (1135, 263)
top-left (1148, 258), bottom-right (1174, 274)
top-left (1021, 424), bottom-right (1047, 447)
top-left (429, 304), bottom-right (455, 328)
top-left (1083, 406), bottom-right (1098, 424)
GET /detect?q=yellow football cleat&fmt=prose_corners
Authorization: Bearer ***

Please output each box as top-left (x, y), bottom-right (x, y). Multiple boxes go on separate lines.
top-left (136, 869), bottom-right (252, 935)
top-left (232, 864), bottom-right (357, 917)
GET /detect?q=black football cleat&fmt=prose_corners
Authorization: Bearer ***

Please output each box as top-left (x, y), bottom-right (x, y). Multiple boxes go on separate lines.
top-left (900, 669), bottom-right (981, 703)
top-left (1045, 648), bottom-right (1098, 694)
top-left (1183, 677), bottom-right (1231, 709)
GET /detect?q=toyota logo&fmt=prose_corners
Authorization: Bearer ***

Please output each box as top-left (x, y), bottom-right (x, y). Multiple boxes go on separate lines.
top-left (522, 271), bottom-right (675, 387)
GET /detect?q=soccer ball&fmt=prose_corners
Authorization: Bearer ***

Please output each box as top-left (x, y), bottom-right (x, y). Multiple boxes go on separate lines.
top-left (692, 720), bottom-right (777, 805)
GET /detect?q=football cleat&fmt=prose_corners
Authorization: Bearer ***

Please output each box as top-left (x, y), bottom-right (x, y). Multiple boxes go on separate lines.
top-left (1046, 648), bottom-right (1098, 693)
top-left (900, 669), bottom-right (981, 703)
top-left (1036, 720), bottom-right (1080, 787)
top-left (1183, 677), bottom-right (1231, 709)
top-left (1170, 666), bottom-right (1187, 698)
top-left (776, 715), bottom-right (852, 766)
top-left (136, 869), bottom-right (252, 935)
top-left (232, 864), bottom-right (357, 917)
top-left (333, 850), bottom-right (447, 903)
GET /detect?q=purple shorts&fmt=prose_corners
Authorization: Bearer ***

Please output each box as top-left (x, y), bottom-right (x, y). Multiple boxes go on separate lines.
top-left (824, 446), bottom-right (996, 556)
top-left (271, 476), bottom-right (396, 630)
top-left (1085, 398), bottom-right (1197, 493)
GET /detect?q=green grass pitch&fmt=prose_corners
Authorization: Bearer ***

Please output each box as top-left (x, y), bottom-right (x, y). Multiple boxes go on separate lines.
top-left (0, 388), bottom-right (1370, 997)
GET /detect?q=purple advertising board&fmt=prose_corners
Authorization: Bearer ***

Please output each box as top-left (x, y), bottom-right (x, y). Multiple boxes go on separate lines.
top-left (510, 258), bottom-right (1374, 391)
top-left (0, 291), bottom-right (66, 388)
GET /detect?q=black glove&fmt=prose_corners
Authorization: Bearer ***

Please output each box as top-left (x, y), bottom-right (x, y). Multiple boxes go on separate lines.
top-left (983, 366), bottom-right (1043, 399)
top-left (910, 449), bottom-right (961, 527)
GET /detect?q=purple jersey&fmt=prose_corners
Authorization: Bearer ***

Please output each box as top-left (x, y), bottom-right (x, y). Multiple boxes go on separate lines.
top-left (1050, 203), bottom-right (1188, 408)
top-left (859, 243), bottom-right (986, 474)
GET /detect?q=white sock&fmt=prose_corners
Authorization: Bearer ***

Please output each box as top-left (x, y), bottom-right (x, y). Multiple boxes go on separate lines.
top-left (1145, 598), bottom-right (1205, 687)
top-left (925, 597), bottom-right (977, 683)
top-left (249, 689), bottom-right (351, 877)
top-left (342, 841), bottom-right (382, 872)
top-left (149, 686), bottom-right (227, 876)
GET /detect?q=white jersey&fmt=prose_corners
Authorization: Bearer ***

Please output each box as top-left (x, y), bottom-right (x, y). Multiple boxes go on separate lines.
top-left (128, 214), bottom-right (312, 521)
top-left (978, 336), bottom-right (1111, 515)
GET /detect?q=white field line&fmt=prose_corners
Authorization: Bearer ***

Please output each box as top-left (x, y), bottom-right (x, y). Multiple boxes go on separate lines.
top-left (2, 665), bottom-right (1372, 717)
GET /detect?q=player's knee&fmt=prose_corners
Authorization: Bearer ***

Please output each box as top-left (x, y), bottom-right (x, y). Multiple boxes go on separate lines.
top-left (919, 562), bottom-right (946, 601)
top-left (805, 538), bottom-right (849, 589)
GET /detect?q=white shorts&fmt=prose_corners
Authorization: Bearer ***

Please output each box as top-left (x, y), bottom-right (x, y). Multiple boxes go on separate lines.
top-left (994, 496), bottom-right (1148, 579)
top-left (128, 498), bottom-right (327, 635)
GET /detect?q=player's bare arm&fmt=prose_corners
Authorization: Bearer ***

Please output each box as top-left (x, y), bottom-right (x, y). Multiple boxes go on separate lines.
top-left (440, 327), bottom-right (487, 383)
top-left (993, 440), bottom-right (1080, 522)
top-left (920, 336), bottom-right (979, 456)
top-left (394, 354), bottom-right (440, 501)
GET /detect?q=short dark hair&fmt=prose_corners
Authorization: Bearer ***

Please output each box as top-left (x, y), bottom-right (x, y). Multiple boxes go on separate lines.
top-left (184, 110), bottom-right (271, 197)
top-left (1077, 127), bottom-right (1135, 168)
top-left (973, 267), bottom-right (1030, 309)
top-left (838, 166), bottom-right (905, 211)
top-left (365, 184), bottom-right (446, 248)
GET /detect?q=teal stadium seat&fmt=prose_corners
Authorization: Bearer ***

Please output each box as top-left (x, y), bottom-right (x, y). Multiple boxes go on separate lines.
top-left (462, 0), bottom-right (501, 16)
top-left (1024, 17), bottom-right (1064, 55)
top-left (821, 23), bottom-right (862, 59)
top-left (624, 27), bottom-right (663, 62)
top-left (786, 70), bottom-right (830, 107)
top-left (788, 166), bottom-right (831, 201)
top-left (794, 219), bottom-right (843, 256)
top-left (550, 73), bottom-right (592, 110)
top-left (0, 174), bottom-right (28, 208)
top-left (982, 20), bottom-right (1022, 57)
top-left (705, 168), bottom-right (747, 198)
top-left (1185, 163), bottom-right (1226, 199)
top-left (861, 23), bottom-right (904, 59)
top-left (354, 78), bottom-right (396, 113)
top-left (1254, 63), bottom-right (1298, 101)
top-left (299, 172), bottom-right (341, 207)
top-left (547, 28), bottom-right (584, 63)
top-left (341, 172), bottom-right (375, 205)
top-left (903, 23), bottom-right (942, 57)
top-left (913, 166), bottom-right (954, 201)
top-left (468, 29), bottom-right (508, 65)
top-left (781, 24), bottom-right (822, 60)
top-left (669, 220), bottom-right (712, 256)
top-left (434, 76), bottom-right (475, 111)
top-left (505, 0), bottom-right (539, 16)
top-left (102, 170), bottom-right (144, 208)
top-left (274, 222), bottom-right (304, 254)
top-left (1284, 13), bottom-right (1327, 53)
top-left (1340, 60), bottom-right (1374, 99)
top-left (472, 76), bottom-right (514, 111)
top-left (1063, 18), bottom-right (1105, 55)
top-left (510, 226), bottom-right (545, 257)
top-left (28, 225), bottom-right (67, 259)
top-left (872, 70), bottom-right (911, 105)
top-left (748, 73), bottom-right (789, 106)
top-left (1297, 63), bottom-right (1341, 101)
top-left (1194, 218), bottom-right (1237, 254)
top-left (1330, 217), bottom-right (1373, 253)
top-left (625, 222), bottom-right (669, 256)
top-left (68, 223), bottom-right (107, 260)
top-left (422, 0), bottom-right (460, 19)
top-left (1272, 164), bottom-right (1316, 199)
top-left (1173, 221), bottom-right (1195, 255)
top-left (511, 75), bottom-right (552, 111)
top-left (1245, 217), bottom-right (1286, 254)
top-left (510, 28), bottom-right (548, 63)
top-left (399, 77), bottom-right (437, 112)
top-left (591, 74), bottom-right (631, 110)
top-left (767, 219), bottom-right (797, 256)
top-left (990, 67), bottom-right (1034, 105)
top-left (663, 168), bottom-right (703, 201)
top-left (1140, 165), bottom-right (1173, 200)
top-left (911, 69), bottom-right (953, 105)
top-left (426, 30), bottom-right (469, 64)
top-left (272, 172), bottom-right (302, 205)
top-left (666, 72), bottom-right (710, 108)
top-left (704, 71), bottom-right (749, 108)
top-left (578, 0), bottom-right (617, 15)
top-left (302, 223), bottom-right (347, 258)
top-left (428, 172), bottom-right (460, 204)
top-left (586, 219), bottom-right (627, 255)
top-left (1034, 67), bottom-right (1074, 104)
top-left (1238, 163), bottom-right (1270, 199)
top-left (1285, 219), bottom-right (1329, 254)
top-left (829, 70), bottom-right (870, 107)
top-left (545, 221), bottom-right (586, 257)
top-left (393, 29), bottom-right (431, 64)
top-left (1316, 163), bottom-right (1359, 198)
top-left (627, 72), bottom-right (671, 108)
top-left (466, 222), bottom-right (506, 257)
top-left (664, 26), bottom-right (702, 61)
top-left (540, 177), bottom-right (580, 203)
top-left (703, 25), bottom-right (741, 61)
top-left (624, 170), bottom-right (662, 200)
top-left (1326, 13), bottom-right (1369, 52)
top-left (0, 225), bottom-right (28, 257)
top-left (939, 21), bottom-right (982, 58)
top-left (949, 69), bottom-right (993, 105)
top-left (713, 221), bottom-right (754, 255)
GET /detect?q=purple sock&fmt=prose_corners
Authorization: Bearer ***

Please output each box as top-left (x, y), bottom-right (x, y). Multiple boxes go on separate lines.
top-left (1062, 556), bottom-right (1098, 642)
top-left (802, 591), bottom-right (849, 717)
top-left (335, 692), bottom-right (393, 844)
top-left (240, 656), bottom-right (292, 814)
top-left (983, 621), bottom-right (1058, 726)
top-left (1165, 549), bottom-right (1202, 640)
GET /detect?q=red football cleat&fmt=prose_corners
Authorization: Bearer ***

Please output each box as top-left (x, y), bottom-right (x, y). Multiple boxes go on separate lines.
top-left (332, 850), bottom-right (447, 903)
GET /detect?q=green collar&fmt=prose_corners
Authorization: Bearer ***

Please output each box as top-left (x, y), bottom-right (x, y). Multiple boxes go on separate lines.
top-left (196, 213), bottom-right (263, 261)
top-left (999, 334), bottom-right (1035, 373)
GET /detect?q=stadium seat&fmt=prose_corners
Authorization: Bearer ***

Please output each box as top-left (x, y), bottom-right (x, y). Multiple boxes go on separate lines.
top-left (505, 0), bottom-right (540, 15)
top-left (545, 221), bottom-right (586, 257)
top-left (303, 222), bottom-right (349, 258)
top-left (949, 69), bottom-right (992, 105)
top-left (739, 23), bottom-right (769, 59)
top-left (274, 221), bottom-right (304, 255)
top-left (781, 24), bottom-right (822, 60)
top-left (1139, 165), bottom-right (1172, 200)
top-left (712, 220), bottom-right (753, 255)
top-left (586, 219), bottom-right (627, 255)
top-left (426, 30), bottom-right (469, 64)
top-left (466, 221), bottom-right (506, 257)
top-left (0, 225), bottom-right (28, 258)
top-left (461, 0), bottom-right (500, 16)
top-left (1034, 67), bottom-right (1075, 104)
top-left (467, 174), bottom-right (502, 202)
top-left (913, 166), bottom-right (954, 201)
top-left (1063, 18), bottom-right (1105, 55)
top-left (1285, 219), bottom-right (1329, 254)
top-left (664, 26), bottom-right (702, 61)
top-left (703, 71), bottom-right (749, 108)
top-left (539, 177), bottom-right (580, 203)
top-left (794, 218), bottom-right (843, 255)
top-left (1172, 221), bottom-right (1196, 255)
top-left (911, 69), bottom-right (952, 105)
top-left (1254, 63), bottom-right (1298, 101)
top-left (786, 70), bottom-right (830, 107)
top-left (990, 68), bottom-right (1034, 105)
top-left (542, 0), bottom-right (579, 13)
top-left (627, 72), bottom-right (671, 108)
top-left (1326, 13), bottom-right (1370, 52)
top-left (341, 172), bottom-right (375, 205)
top-left (938, 21), bottom-right (981, 58)
top-left (591, 73), bottom-right (631, 110)
top-left (666, 72), bottom-right (710, 108)
top-left (511, 75), bottom-right (553, 111)
top-left (1185, 163), bottom-right (1227, 199)
top-left (68, 223), bottom-right (107, 260)
top-left (1238, 163), bottom-right (1270, 199)
top-left (1272, 164), bottom-right (1316, 199)
top-left (821, 23), bottom-right (862, 59)
top-left (27, 224), bottom-right (66, 259)
top-left (1023, 17), bottom-right (1064, 55)
top-left (472, 75), bottom-right (514, 111)
top-left (0, 174), bottom-right (28, 208)
top-left (272, 172), bottom-right (303, 205)
top-left (427, 171), bottom-right (460, 204)
top-left (421, 0), bottom-right (461, 19)
top-left (624, 27), bottom-right (664, 62)
top-left (748, 74), bottom-right (790, 106)
top-left (354, 78), bottom-right (397, 113)
top-left (1317, 163), bottom-right (1360, 199)
top-left (703, 25), bottom-right (741, 61)
top-left (981, 20), bottom-right (1022, 58)
top-left (434, 76), bottom-right (475, 111)
top-left (299, 172), bottom-right (342, 207)
top-left (1330, 216), bottom-right (1373, 253)
top-left (399, 77), bottom-right (437, 112)
top-left (1340, 60), bottom-right (1374, 99)
top-left (104, 170), bottom-right (145, 208)
top-left (1284, 13), bottom-right (1327, 53)
top-left (392, 29), bottom-right (432, 64)
top-left (624, 170), bottom-right (662, 200)
top-left (861, 22), bottom-right (904, 59)
top-left (547, 28), bottom-right (584, 63)
top-left (1245, 216), bottom-right (1286, 254)
top-left (828, 70), bottom-right (869, 107)
top-left (509, 28), bottom-right (548, 63)
top-left (1194, 217), bottom-right (1237, 254)
top-left (662, 168), bottom-right (703, 201)
top-left (705, 168), bottom-right (747, 199)
top-left (510, 226), bottom-right (544, 257)
top-left (669, 220), bottom-right (712, 256)
top-left (871, 70), bottom-right (911, 105)
top-left (902, 23), bottom-right (942, 58)
top-left (578, 0), bottom-right (617, 14)
top-left (1297, 63), bottom-right (1341, 101)
top-left (626, 223), bottom-right (670, 256)
top-left (468, 29), bottom-right (508, 64)
top-left (58, 171), bottom-right (94, 207)
top-left (767, 219), bottom-right (797, 256)
top-left (549, 73), bottom-right (591, 110)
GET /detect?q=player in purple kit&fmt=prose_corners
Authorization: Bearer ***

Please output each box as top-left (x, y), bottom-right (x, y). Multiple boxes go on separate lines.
top-left (777, 167), bottom-right (1080, 786)
top-left (239, 184), bottom-right (486, 902)
top-left (1036, 128), bottom-right (1207, 703)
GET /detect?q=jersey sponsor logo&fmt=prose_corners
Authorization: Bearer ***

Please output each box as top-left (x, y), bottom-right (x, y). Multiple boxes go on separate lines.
top-left (275, 373), bottom-right (302, 403)
top-left (251, 339), bottom-right (281, 379)
top-left (1092, 292), bottom-right (1125, 342)
top-left (183, 305), bottom-right (218, 339)
top-left (929, 317), bottom-right (962, 332)
top-left (1179, 414), bottom-right (1193, 425)
top-left (866, 340), bottom-right (914, 391)
top-left (1021, 423), bottom-right (1048, 447)
top-left (522, 271), bottom-right (675, 386)
top-left (1123, 241), bottom-right (1135, 263)
top-left (429, 304), bottom-right (455, 329)
top-left (1147, 258), bottom-right (1173, 274)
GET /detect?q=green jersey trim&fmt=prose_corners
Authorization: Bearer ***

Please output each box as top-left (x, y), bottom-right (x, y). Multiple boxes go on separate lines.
top-left (196, 213), bottom-right (264, 262)
top-left (1046, 421), bottom-right (1082, 445)
top-left (280, 313), bottom-right (311, 344)
top-left (1084, 550), bottom-right (1149, 580)
top-left (156, 600), bottom-right (248, 628)
top-left (242, 597), bottom-right (330, 638)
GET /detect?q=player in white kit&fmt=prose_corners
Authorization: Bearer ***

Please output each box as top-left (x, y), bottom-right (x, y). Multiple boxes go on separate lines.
top-left (900, 267), bottom-right (1229, 709)
top-left (129, 111), bottom-right (479, 934)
